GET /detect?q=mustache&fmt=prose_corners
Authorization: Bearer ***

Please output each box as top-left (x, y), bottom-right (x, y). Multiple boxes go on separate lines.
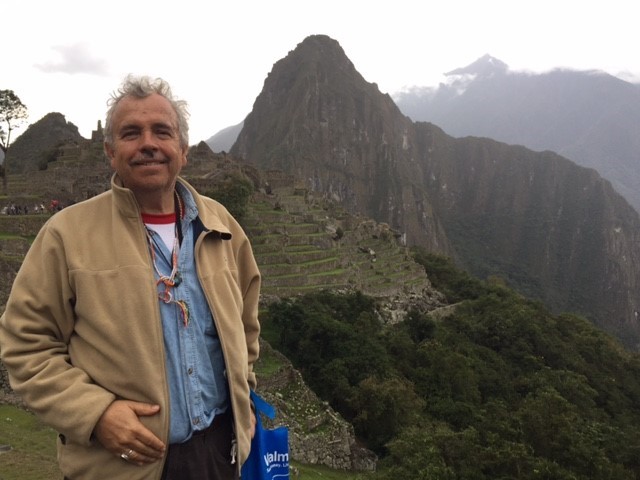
top-left (131, 150), bottom-right (169, 163)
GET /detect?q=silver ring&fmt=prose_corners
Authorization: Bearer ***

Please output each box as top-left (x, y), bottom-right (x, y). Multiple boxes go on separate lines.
top-left (120, 448), bottom-right (135, 461)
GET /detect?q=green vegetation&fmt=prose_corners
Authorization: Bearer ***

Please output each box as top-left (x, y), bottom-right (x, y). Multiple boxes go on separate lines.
top-left (0, 405), bottom-right (61, 480)
top-left (37, 142), bottom-right (64, 171)
top-left (203, 172), bottom-right (254, 220)
top-left (262, 253), bottom-right (640, 479)
top-left (0, 404), bottom-right (369, 480)
top-left (292, 461), bottom-right (371, 479)
top-left (5, 229), bottom-right (640, 478)
top-left (411, 247), bottom-right (486, 302)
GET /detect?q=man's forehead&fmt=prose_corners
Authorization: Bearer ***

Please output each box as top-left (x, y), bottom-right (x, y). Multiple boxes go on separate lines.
top-left (114, 94), bottom-right (178, 126)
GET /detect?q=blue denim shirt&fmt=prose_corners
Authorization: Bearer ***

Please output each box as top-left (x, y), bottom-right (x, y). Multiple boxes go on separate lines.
top-left (146, 184), bottom-right (228, 444)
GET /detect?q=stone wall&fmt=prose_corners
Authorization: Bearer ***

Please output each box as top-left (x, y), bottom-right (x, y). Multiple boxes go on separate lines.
top-left (0, 359), bottom-right (9, 394)
top-left (0, 305), bottom-right (22, 406)
top-left (257, 342), bottom-right (377, 471)
top-left (0, 361), bottom-right (24, 408)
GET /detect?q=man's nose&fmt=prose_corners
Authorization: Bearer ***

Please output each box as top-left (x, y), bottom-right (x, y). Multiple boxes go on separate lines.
top-left (140, 129), bottom-right (158, 146)
top-left (139, 130), bottom-right (158, 155)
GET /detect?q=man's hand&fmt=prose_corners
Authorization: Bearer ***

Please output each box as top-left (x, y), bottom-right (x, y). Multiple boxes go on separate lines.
top-left (93, 400), bottom-right (166, 465)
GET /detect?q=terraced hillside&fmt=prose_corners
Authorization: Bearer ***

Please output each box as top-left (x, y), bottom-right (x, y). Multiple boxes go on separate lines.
top-left (1, 141), bottom-right (444, 471)
top-left (0, 141), bottom-right (443, 315)
top-left (0, 192), bottom-right (438, 305)
top-left (245, 186), bottom-right (434, 302)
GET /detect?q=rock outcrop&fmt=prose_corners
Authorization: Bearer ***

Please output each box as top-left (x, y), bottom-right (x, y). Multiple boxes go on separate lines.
top-left (230, 34), bottom-right (640, 349)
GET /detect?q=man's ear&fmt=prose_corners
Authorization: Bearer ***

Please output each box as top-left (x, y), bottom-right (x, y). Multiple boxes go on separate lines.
top-left (104, 142), bottom-right (114, 158)
top-left (104, 142), bottom-right (115, 167)
top-left (181, 145), bottom-right (188, 167)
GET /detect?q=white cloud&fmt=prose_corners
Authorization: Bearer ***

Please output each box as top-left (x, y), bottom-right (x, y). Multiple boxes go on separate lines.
top-left (35, 43), bottom-right (109, 76)
top-left (5, 0), bottom-right (640, 144)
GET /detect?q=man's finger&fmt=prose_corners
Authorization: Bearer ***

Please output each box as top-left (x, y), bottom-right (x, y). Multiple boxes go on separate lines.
top-left (130, 402), bottom-right (161, 417)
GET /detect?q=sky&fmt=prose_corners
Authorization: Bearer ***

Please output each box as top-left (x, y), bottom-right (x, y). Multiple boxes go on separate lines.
top-left (4, 0), bottom-right (640, 146)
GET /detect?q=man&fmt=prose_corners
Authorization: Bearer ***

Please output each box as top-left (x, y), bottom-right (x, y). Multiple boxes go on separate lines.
top-left (0, 75), bottom-right (260, 479)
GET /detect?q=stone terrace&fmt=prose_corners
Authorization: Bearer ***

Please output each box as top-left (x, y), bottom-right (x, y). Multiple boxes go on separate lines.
top-left (1, 143), bottom-right (441, 314)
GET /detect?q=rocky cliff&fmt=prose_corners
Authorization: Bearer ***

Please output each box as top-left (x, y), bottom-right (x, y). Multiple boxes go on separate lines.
top-left (231, 35), bottom-right (640, 349)
top-left (1, 133), bottom-right (440, 471)
top-left (3, 112), bottom-right (85, 175)
top-left (394, 55), bottom-right (640, 214)
top-left (232, 35), bottom-right (452, 254)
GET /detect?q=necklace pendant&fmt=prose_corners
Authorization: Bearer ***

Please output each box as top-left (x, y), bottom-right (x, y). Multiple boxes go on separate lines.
top-left (176, 300), bottom-right (190, 327)
top-left (173, 271), bottom-right (182, 286)
top-left (160, 289), bottom-right (173, 303)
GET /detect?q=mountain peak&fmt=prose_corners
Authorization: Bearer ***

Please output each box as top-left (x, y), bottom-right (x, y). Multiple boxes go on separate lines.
top-left (281, 34), bottom-right (357, 76)
top-left (445, 54), bottom-right (508, 77)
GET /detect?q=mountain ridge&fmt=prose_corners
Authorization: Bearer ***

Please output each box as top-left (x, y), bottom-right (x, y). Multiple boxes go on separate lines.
top-left (4, 35), bottom-right (640, 351)
top-left (394, 55), bottom-right (640, 213)
top-left (230, 35), bottom-right (640, 349)
top-left (4, 40), bottom-right (640, 478)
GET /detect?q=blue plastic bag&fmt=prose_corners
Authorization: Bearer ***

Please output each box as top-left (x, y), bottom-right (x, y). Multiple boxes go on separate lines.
top-left (241, 390), bottom-right (290, 479)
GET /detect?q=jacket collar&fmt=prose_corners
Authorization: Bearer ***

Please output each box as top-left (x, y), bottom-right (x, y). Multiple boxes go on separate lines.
top-left (176, 177), bottom-right (232, 240)
top-left (110, 173), bottom-right (232, 239)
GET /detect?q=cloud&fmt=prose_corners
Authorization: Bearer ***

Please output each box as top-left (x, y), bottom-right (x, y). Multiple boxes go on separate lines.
top-left (35, 43), bottom-right (109, 75)
top-left (615, 70), bottom-right (640, 84)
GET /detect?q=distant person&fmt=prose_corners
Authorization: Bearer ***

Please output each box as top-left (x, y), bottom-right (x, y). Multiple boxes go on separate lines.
top-left (0, 75), bottom-right (261, 479)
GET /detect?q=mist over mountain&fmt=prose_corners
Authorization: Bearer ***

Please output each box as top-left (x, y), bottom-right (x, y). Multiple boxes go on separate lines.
top-left (394, 54), bottom-right (640, 213)
top-left (205, 120), bottom-right (244, 153)
top-left (230, 35), bottom-right (640, 349)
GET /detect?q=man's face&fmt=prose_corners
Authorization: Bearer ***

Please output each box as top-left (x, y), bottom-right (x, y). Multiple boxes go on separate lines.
top-left (105, 93), bottom-right (187, 197)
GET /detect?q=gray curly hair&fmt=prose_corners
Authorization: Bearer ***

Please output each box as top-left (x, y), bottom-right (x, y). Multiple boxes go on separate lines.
top-left (103, 75), bottom-right (190, 148)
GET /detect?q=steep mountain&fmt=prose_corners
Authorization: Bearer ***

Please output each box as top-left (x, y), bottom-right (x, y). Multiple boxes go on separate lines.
top-left (205, 120), bottom-right (244, 153)
top-left (232, 35), bottom-right (452, 254)
top-left (393, 55), bottom-right (640, 213)
top-left (231, 35), bottom-right (640, 349)
top-left (4, 112), bottom-right (85, 174)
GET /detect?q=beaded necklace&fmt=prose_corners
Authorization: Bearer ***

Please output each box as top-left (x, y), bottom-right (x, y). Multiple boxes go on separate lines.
top-left (145, 190), bottom-right (190, 327)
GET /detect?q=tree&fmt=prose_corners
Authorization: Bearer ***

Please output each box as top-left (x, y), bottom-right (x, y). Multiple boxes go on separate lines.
top-left (349, 376), bottom-right (425, 453)
top-left (203, 172), bottom-right (253, 221)
top-left (0, 89), bottom-right (28, 193)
